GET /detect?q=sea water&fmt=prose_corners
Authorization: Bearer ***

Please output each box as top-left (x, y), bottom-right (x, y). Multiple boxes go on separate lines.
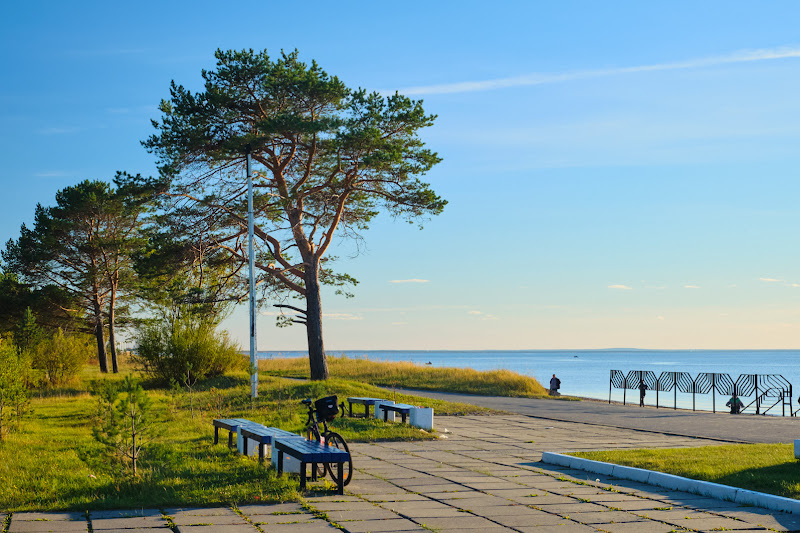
top-left (257, 349), bottom-right (800, 415)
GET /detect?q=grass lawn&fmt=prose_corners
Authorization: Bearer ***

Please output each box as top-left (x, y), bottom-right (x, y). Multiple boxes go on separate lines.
top-left (574, 444), bottom-right (800, 499)
top-left (260, 353), bottom-right (551, 397)
top-left (1, 363), bottom-right (493, 511)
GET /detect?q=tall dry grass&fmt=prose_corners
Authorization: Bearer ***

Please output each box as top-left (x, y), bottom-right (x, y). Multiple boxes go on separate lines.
top-left (259, 354), bottom-right (548, 397)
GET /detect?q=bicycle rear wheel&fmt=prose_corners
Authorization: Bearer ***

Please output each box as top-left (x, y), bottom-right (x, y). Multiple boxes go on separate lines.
top-left (324, 431), bottom-right (352, 486)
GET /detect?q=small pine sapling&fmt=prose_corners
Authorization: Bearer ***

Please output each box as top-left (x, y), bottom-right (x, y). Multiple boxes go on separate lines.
top-left (92, 375), bottom-right (153, 475)
top-left (183, 364), bottom-right (198, 418)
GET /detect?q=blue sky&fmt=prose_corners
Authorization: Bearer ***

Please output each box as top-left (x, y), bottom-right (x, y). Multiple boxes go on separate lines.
top-left (3, 1), bottom-right (800, 350)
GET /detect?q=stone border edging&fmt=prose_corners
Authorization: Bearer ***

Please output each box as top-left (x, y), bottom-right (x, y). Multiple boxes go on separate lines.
top-left (541, 451), bottom-right (800, 514)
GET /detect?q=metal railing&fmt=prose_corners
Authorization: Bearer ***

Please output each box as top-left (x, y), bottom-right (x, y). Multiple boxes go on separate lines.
top-left (609, 369), bottom-right (794, 416)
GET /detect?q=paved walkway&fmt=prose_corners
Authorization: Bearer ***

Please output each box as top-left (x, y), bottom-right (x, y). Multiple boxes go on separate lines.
top-left (399, 389), bottom-right (800, 444)
top-left (6, 413), bottom-right (800, 532)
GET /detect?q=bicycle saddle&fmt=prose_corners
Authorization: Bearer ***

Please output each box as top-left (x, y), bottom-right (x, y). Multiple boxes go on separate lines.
top-left (301, 398), bottom-right (313, 405)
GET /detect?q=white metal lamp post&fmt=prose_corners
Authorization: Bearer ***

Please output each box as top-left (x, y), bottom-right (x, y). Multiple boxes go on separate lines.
top-left (247, 148), bottom-right (258, 398)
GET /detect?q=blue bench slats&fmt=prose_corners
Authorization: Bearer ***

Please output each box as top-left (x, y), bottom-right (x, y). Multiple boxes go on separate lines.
top-left (274, 437), bottom-right (350, 494)
top-left (213, 418), bottom-right (263, 447)
top-left (379, 403), bottom-right (414, 423)
top-left (238, 426), bottom-right (303, 463)
top-left (346, 397), bottom-right (387, 418)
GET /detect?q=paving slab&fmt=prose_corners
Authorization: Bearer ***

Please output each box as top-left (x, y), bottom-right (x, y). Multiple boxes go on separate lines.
top-left (165, 507), bottom-right (241, 516)
top-left (171, 513), bottom-right (247, 526)
top-left (91, 516), bottom-right (169, 529)
top-left (175, 525), bottom-right (258, 533)
top-left (90, 509), bottom-right (163, 519)
top-left (8, 519), bottom-right (89, 532)
top-left (236, 503), bottom-right (305, 515)
top-left (593, 522), bottom-right (678, 533)
top-left (11, 512), bottom-right (86, 521)
top-left (337, 518), bottom-right (430, 532)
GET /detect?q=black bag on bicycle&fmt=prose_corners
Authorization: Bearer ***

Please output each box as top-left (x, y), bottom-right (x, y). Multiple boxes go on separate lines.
top-left (315, 395), bottom-right (339, 421)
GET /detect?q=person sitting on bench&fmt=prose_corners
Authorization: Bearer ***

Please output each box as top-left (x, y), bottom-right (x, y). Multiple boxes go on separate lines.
top-left (726, 393), bottom-right (743, 414)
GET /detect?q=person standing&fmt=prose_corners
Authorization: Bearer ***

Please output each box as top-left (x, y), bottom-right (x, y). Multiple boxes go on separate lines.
top-left (638, 380), bottom-right (648, 407)
top-left (549, 374), bottom-right (561, 396)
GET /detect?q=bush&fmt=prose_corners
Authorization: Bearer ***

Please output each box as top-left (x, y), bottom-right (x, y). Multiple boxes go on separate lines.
top-left (32, 329), bottom-right (91, 386)
top-left (133, 316), bottom-right (243, 384)
top-left (0, 340), bottom-right (30, 441)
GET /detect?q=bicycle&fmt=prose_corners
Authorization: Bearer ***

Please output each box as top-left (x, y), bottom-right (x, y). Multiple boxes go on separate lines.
top-left (302, 395), bottom-right (352, 486)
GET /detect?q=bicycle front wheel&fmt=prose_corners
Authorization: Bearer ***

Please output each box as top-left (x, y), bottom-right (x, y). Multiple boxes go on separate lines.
top-left (324, 431), bottom-right (352, 486)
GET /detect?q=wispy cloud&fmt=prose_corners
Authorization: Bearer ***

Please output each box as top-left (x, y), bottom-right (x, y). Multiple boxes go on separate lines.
top-left (684, 285), bottom-right (701, 289)
top-left (760, 277), bottom-right (800, 288)
top-left (468, 310), bottom-right (498, 320)
top-left (323, 313), bottom-right (363, 321)
top-left (395, 46), bottom-right (800, 96)
top-left (389, 279), bottom-right (430, 284)
top-left (608, 284), bottom-right (633, 290)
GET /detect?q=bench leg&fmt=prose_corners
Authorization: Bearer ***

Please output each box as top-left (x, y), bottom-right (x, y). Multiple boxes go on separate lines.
top-left (384, 409), bottom-right (388, 422)
top-left (228, 431), bottom-right (233, 448)
top-left (300, 461), bottom-right (307, 490)
top-left (401, 413), bottom-right (407, 424)
top-left (278, 450), bottom-right (284, 475)
top-left (337, 462), bottom-right (344, 495)
top-left (364, 405), bottom-right (369, 418)
top-left (243, 437), bottom-right (248, 456)
top-left (259, 443), bottom-right (265, 464)
top-left (349, 402), bottom-right (353, 417)
top-left (311, 463), bottom-right (317, 481)
top-left (214, 426), bottom-right (219, 445)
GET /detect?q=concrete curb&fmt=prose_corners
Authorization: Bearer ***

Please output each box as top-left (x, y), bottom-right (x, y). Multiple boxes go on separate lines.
top-left (541, 451), bottom-right (800, 514)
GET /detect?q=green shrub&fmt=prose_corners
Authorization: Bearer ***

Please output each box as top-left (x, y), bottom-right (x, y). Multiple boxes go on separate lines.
top-left (0, 340), bottom-right (30, 441)
top-left (133, 316), bottom-right (243, 384)
top-left (32, 329), bottom-right (91, 386)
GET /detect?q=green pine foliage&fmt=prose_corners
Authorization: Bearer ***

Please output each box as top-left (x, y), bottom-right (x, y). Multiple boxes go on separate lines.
top-left (92, 376), bottom-right (153, 476)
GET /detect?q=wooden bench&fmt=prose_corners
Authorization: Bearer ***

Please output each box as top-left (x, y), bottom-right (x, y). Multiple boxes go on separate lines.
top-left (346, 397), bottom-right (387, 418)
top-left (274, 437), bottom-right (351, 495)
top-left (238, 425), bottom-right (304, 463)
top-left (213, 418), bottom-right (257, 448)
top-left (379, 403), bottom-right (414, 423)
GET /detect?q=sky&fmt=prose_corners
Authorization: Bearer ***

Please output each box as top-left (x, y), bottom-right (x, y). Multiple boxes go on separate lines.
top-left (3, 1), bottom-right (800, 350)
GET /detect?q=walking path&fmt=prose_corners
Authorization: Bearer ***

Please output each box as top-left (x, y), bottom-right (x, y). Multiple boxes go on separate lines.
top-left (6, 410), bottom-right (800, 532)
top-left (399, 389), bottom-right (800, 444)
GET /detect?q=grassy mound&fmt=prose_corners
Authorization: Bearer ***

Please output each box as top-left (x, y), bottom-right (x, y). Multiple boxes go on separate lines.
top-left (260, 354), bottom-right (549, 397)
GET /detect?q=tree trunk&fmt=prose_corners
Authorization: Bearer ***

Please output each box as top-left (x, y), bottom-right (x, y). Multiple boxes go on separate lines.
top-left (108, 288), bottom-right (118, 373)
top-left (304, 259), bottom-right (329, 380)
top-left (93, 298), bottom-right (108, 373)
